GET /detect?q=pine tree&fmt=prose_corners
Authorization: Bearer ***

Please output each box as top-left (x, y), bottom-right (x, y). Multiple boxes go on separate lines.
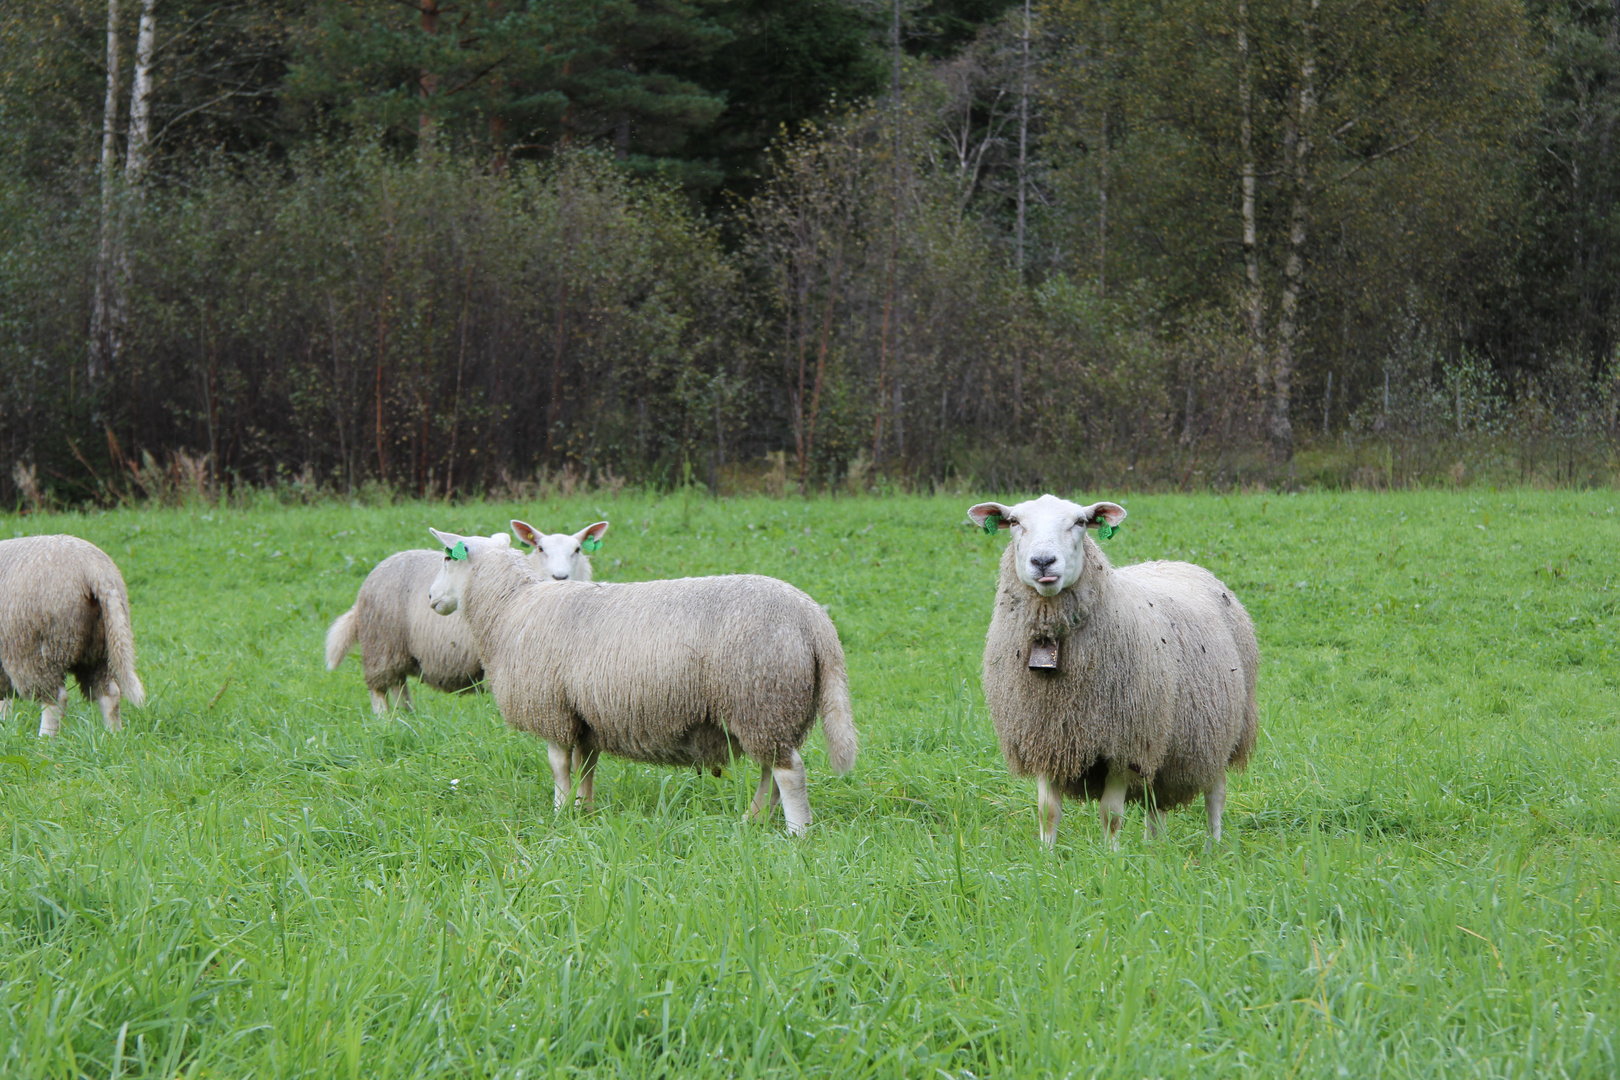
top-left (288, 0), bottom-right (732, 173)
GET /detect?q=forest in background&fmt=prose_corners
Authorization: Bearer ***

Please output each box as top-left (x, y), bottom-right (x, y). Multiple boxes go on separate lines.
top-left (1, 0), bottom-right (1617, 505)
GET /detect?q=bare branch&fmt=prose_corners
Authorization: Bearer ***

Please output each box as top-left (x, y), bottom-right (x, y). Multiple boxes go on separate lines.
top-left (1327, 130), bottom-right (1427, 188)
top-left (151, 89), bottom-right (278, 146)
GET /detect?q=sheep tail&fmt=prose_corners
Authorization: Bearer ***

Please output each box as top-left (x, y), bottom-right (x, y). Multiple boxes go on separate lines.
top-left (94, 571), bottom-right (145, 708)
top-left (814, 634), bottom-right (858, 775)
top-left (325, 607), bottom-right (360, 672)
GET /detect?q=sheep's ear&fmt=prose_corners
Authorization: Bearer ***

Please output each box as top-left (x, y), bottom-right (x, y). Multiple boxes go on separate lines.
top-left (576, 521), bottom-right (608, 554)
top-left (1082, 502), bottom-right (1127, 528)
top-left (510, 519), bottom-right (541, 549)
top-left (492, 532), bottom-right (511, 548)
top-left (966, 502), bottom-right (1012, 530)
top-left (428, 527), bottom-right (458, 548)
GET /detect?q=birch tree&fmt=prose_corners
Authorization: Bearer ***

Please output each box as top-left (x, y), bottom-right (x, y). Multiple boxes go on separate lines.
top-left (125, 0), bottom-right (157, 183)
top-left (1043, 0), bottom-right (1535, 458)
top-left (1267, 0), bottom-right (1317, 459)
top-left (1238, 0), bottom-right (1264, 418)
top-left (89, 0), bottom-right (123, 391)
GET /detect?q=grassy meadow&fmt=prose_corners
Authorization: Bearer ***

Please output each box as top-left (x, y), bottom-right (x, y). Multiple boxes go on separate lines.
top-left (2, 488), bottom-right (1618, 1079)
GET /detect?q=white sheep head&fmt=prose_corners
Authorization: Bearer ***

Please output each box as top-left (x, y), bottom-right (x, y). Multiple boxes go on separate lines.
top-left (510, 519), bottom-right (609, 580)
top-left (426, 528), bottom-right (510, 615)
top-left (966, 494), bottom-right (1127, 598)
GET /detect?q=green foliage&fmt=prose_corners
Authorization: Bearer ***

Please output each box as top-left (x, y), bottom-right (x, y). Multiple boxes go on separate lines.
top-left (1, 144), bottom-right (741, 497)
top-left (1040, 0), bottom-right (1539, 385)
top-left (673, 0), bottom-right (889, 198)
top-left (1483, 0), bottom-right (1620, 372)
top-left (287, 0), bottom-right (734, 177)
top-left (2, 491), bottom-right (1619, 1075)
top-left (3, 0), bottom-right (1619, 496)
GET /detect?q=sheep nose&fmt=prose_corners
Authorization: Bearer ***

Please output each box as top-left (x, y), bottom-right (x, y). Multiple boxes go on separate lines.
top-left (1030, 554), bottom-right (1057, 574)
top-left (551, 573), bottom-right (569, 581)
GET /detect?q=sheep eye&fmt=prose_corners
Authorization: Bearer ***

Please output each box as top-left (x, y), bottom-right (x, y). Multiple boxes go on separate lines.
top-left (1005, 518), bottom-right (1018, 528)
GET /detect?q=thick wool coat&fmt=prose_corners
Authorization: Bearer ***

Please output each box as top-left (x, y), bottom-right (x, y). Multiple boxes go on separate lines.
top-left (327, 546), bottom-right (592, 696)
top-left (457, 549), bottom-right (857, 773)
top-left (982, 534), bottom-right (1257, 808)
top-left (0, 535), bottom-right (145, 707)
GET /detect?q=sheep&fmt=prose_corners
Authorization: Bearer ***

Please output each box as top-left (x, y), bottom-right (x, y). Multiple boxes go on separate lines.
top-left (325, 520), bottom-right (608, 712)
top-left (0, 535), bottom-right (146, 737)
top-left (424, 526), bottom-right (858, 835)
top-left (966, 494), bottom-right (1258, 847)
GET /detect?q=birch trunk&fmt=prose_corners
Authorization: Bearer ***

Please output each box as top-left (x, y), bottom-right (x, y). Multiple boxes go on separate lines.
top-left (124, 0), bottom-right (156, 183)
top-left (1015, 0), bottom-right (1031, 281)
top-left (418, 0), bottom-right (440, 156)
top-left (108, 0), bottom-right (157, 428)
top-left (1097, 107), bottom-right (1108, 296)
top-left (1095, 3), bottom-right (1110, 295)
top-left (872, 0), bottom-right (901, 464)
top-left (89, 0), bottom-right (123, 391)
top-left (799, 256), bottom-right (840, 494)
top-left (1238, 0), bottom-right (1265, 410)
top-left (547, 280), bottom-right (569, 459)
top-left (1271, 0), bottom-right (1319, 461)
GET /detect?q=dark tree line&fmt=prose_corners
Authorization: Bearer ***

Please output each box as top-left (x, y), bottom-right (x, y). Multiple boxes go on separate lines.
top-left (2, 0), bottom-right (1617, 506)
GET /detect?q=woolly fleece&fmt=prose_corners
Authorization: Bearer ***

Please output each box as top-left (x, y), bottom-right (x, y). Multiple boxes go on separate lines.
top-left (982, 533), bottom-right (1258, 810)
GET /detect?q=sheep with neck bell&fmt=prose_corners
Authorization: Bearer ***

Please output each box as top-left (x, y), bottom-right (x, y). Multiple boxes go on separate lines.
top-left (425, 527), bottom-right (857, 835)
top-left (968, 494), bottom-right (1258, 846)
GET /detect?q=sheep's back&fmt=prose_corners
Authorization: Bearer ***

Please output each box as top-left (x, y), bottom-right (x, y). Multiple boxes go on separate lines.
top-left (0, 536), bottom-right (114, 697)
top-left (1113, 560), bottom-right (1259, 801)
top-left (489, 574), bottom-right (830, 762)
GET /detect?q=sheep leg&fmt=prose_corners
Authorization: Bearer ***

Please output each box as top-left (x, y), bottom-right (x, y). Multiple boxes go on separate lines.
top-left (1205, 775), bottom-right (1227, 847)
top-left (392, 684), bottom-right (414, 712)
top-left (572, 745), bottom-right (599, 808)
top-left (98, 680), bottom-right (122, 732)
top-left (369, 687), bottom-right (390, 715)
top-left (1036, 775), bottom-right (1063, 847)
top-left (38, 686), bottom-right (68, 738)
top-left (1099, 766), bottom-right (1130, 849)
top-left (771, 749), bottom-right (812, 836)
top-left (747, 762), bottom-right (781, 822)
top-left (0, 698), bottom-right (10, 722)
top-left (547, 741), bottom-right (574, 812)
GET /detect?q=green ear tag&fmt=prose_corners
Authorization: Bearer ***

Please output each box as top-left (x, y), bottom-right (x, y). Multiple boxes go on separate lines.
top-left (581, 536), bottom-right (602, 554)
top-left (448, 541), bottom-right (468, 561)
top-left (982, 513), bottom-right (1002, 535)
top-left (1096, 523), bottom-right (1118, 540)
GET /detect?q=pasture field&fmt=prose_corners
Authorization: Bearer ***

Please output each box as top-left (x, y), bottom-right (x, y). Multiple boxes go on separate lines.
top-left (2, 489), bottom-right (1618, 1079)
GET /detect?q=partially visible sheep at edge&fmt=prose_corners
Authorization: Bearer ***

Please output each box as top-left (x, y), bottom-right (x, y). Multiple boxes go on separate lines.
top-left (324, 520), bottom-right (608, 713)
top-left (968, 494), bottom-right (1258, 847)
top-left (0, 534), bottom-right (146, 736)
top-left (425, 526), bottom-right (858, 835)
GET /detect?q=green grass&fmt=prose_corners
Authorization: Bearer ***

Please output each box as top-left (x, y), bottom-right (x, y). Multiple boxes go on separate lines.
top-left (2, 489), bottom-right (1618, 1079)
